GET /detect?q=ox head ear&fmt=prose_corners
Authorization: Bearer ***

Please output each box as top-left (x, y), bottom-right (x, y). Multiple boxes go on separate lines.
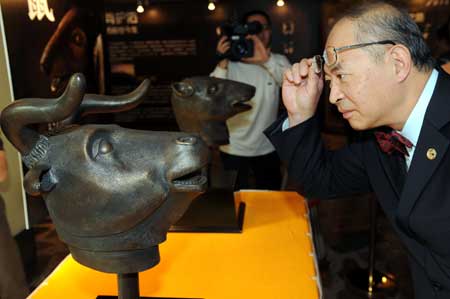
top-left (24, 165), bottom-right (57, 196)
top-left (172, 81), bottom-right (194, 98)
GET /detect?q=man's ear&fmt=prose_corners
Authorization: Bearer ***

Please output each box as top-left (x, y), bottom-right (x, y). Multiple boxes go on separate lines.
top-left (389, 44), bottom-right (412, 82)
top-left (171, 82), bottom-right (194, 98)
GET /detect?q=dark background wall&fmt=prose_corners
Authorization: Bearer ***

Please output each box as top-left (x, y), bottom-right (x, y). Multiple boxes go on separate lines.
top-left (101, 0), bottom-right (323, 129)
top-left (2, 0), bottom-right (449, 132)
top-left (2, 1), bottom-right (84, 99)
top-left (1, 0), bottom-right (322, 130)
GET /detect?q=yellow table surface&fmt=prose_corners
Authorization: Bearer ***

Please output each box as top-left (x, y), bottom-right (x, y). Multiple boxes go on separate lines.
top-left (28, 191), bottom-right (321, 299)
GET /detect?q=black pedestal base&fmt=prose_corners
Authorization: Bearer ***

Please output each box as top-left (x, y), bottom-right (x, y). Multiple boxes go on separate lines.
top-left (170, 188), bottom-right (245, 233)
top-left (96, 273), bottom-right (203, 299)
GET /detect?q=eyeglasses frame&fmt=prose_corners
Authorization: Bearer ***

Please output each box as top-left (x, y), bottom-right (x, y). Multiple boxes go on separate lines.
top-left (322, 40), bottom-right (396, 69)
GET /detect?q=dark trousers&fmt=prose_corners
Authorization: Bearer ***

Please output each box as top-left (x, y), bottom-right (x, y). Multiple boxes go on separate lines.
top-left (0, 197), bottom-right (28, 299)
top-left (220, 151), bottom-right (282, 191)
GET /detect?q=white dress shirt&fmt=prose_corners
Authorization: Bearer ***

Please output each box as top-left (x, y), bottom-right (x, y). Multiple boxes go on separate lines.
top-left (399, 69), bottom-right (438, 170)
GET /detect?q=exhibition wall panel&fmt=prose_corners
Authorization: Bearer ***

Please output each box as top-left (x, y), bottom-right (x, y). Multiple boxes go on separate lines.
top-left (0, 5), bottom-right (28, 236)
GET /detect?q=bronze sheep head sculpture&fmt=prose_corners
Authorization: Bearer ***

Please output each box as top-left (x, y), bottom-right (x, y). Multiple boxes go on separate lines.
top-left (1, 73), bottom-right (209, 273)
top-left (171, 76), bottom-right (255, 147)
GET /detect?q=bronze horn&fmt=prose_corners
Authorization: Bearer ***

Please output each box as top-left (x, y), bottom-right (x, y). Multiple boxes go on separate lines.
top-left (73, 78), bottom-right (150, 121)
top-left (1, 73), bottom-right (86, 155)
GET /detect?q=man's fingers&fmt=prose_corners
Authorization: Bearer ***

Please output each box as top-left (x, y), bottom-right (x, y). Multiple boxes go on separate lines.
top-left (219, 35), bottom-right (227, 43)
top-left (284, 57), bottom-right (323, 90)
top-left (217, 40), bottom-right (230, 54)
top-left (306, 57), bottom-right (323, 85)
top-left (246, 35), bottom-right (260, 43)
top-left (284, 68), bottom-right (294, 83)
top-left (217, 36), bottom-right (228, 48)
top-left (299, 59), bottom-right (312, 78)
top-left (291, 62), bottom-right (302, 84)
top-left (219, 42), bottom-right (230, 51)
top-left (286, 59), bottom-right (310, 85)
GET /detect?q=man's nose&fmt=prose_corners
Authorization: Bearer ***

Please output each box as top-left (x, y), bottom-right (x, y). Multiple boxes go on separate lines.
top-left (328, 81), bottom-right (344, 104)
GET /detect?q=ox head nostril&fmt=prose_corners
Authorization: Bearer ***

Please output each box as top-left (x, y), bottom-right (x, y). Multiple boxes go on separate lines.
top-left (176, 136), bottom-right (197, 145)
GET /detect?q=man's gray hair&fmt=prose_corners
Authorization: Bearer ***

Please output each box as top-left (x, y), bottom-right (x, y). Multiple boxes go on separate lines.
top-left (339, 1), bottom-right (434, 72)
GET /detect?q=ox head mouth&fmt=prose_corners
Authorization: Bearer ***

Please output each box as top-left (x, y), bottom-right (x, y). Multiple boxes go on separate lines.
top-left (229, 83), bottom-right (255, 114)
top-left (170, 165), bottom-right (208, 192)
top-left (231, 98), bottom-right (252, 114)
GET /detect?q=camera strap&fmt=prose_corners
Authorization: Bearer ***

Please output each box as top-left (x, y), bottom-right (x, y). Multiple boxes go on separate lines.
top-left (216, 51), bottom-right (228, 61)
top-left (258, 64), bottom-right (282, 86)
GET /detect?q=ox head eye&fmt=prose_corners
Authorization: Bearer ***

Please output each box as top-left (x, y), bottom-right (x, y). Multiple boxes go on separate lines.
top-left (92, 138), bottom-right (113, 159)
top-left (207, 84), bottom-right (218, 95)
top-left (70, 27), bottom-right (87, 47)
top-left (172, 81), bottom-right (194, 98)
top-left (99, 139), bottom-right (113, 154)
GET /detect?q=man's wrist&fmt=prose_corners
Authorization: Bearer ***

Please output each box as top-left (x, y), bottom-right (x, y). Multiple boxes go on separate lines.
top-left (288, 112), bottom-right (313, 127)
top-left (218, 59), bottom-right (229, 69)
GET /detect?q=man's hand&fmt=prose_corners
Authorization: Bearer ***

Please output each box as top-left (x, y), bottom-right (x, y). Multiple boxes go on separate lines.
top-left (216, 36), bottom-right (230, 69)
top-left (282, 58), bottom-right (324, 127)
top-left (241, 35), bottom-right (270, 64)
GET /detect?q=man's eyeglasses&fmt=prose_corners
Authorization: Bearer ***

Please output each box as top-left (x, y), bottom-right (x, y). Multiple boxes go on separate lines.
top-left (321, 40), bottom-right (396, 69)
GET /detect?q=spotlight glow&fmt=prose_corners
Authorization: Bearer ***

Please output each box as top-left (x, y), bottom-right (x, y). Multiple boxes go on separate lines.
top-left (208, 2), bottom-right (216, 11)
top-left (136, 4), bottom-right (144, 13)
top-left (277, 0), bottom-right (285, 7)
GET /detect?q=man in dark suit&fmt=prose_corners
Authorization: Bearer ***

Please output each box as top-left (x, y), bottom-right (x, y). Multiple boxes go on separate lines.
top-left (265, 1), bottom-right (450, 298)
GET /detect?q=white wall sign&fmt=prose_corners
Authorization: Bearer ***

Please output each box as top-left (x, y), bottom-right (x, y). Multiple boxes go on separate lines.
top-left (27, 0), bottom-right (55, 22)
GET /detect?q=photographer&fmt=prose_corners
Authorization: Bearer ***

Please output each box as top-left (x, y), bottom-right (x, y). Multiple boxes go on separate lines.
top-left (211, 10), bottom-right (291, 190)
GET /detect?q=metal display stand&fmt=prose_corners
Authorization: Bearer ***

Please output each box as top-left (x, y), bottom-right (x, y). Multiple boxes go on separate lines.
top-left (170, 188), bottom-right (245, 233)
top-left (171, 149), bottom-right (245, 233)
top-left (346, 196), bottom-right (397, 298)
top-left (96, 273), bottom-right (202, 299)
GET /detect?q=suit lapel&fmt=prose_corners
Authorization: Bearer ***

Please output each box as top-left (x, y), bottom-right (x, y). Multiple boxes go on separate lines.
top-left (397, 71), bottom-right (450, 227)
top-left (376, 149), bottom-right (405, 198)
top-left (398, 121), bottom-right (449, 217)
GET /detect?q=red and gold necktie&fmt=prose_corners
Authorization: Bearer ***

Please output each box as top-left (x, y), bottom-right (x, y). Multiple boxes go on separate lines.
top-left (374, 131), bottom-right (413, 156)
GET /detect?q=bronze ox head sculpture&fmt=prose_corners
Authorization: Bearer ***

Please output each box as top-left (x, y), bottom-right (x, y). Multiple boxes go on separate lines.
top-left (171, 76), bottom-right (255, 147)
top-left (1, 74), bottom-right (209, 273)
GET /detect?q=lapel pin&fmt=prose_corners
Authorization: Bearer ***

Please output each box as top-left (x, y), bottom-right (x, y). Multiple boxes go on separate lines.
top-left (426, 148), bottom-right (437, 160)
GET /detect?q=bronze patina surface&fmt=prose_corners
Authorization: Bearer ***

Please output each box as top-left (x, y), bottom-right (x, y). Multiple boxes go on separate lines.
top-left (171, 76), bottom-right (255, 147)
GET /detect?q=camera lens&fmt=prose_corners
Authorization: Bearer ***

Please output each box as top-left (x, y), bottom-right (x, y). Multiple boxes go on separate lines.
top-left (220, 20), bottom-right (255, 61)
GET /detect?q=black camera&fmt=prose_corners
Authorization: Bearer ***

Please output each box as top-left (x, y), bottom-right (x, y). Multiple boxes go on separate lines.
top-left (219, 21), bottom-right (263, 61)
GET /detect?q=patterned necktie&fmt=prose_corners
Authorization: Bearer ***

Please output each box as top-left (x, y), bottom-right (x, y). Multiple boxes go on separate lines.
top-left (374, 131), bottom-right (413, 156)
